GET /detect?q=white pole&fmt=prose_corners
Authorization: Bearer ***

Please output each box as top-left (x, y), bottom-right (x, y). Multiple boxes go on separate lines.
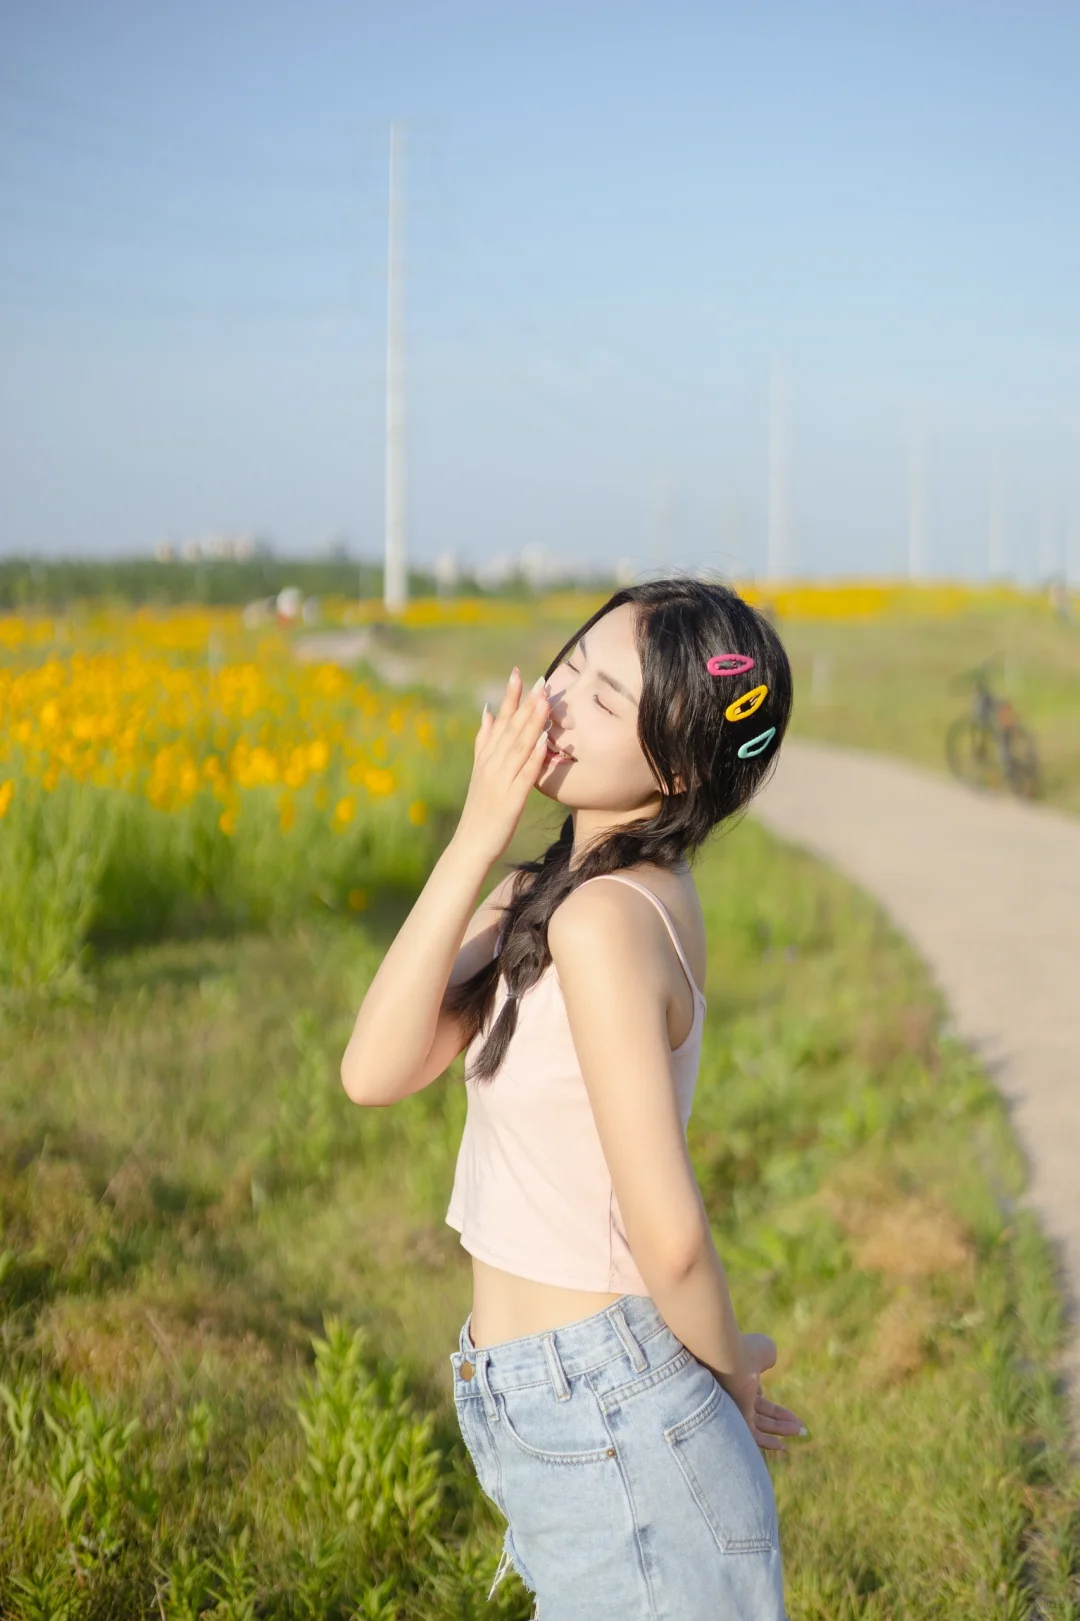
top-left (1036, 493), bottom-right (1056, 582)
top-left (383, 121), bottom-right (407, 614)
top-left (988, 468), bottom-right (1005, 578)
top-left (767, 366), bottom-right (791, 580)
top-left (907, 416), bottom-right (926, 579)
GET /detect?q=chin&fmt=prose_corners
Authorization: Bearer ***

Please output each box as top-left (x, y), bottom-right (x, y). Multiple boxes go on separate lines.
top-left (534, 774), bottom-right (570, 805)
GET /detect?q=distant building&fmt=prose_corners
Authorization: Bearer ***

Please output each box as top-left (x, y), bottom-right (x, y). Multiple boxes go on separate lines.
top-left (174, 530), bottom-right (273, 562)
top-left (155, 539), bottom-right (176, 563)
top-left (476, 551), bottom-right (513, 591)
top-left (434, 548), bottom-right (460, 594)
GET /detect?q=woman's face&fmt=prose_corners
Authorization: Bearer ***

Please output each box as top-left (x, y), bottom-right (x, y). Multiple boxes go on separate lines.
top-left (536, 603), bottom-right (666, 814)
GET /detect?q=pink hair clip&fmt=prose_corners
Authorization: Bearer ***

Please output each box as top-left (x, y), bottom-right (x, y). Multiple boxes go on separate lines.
top-left (706, 653), bottom-right (755, 677)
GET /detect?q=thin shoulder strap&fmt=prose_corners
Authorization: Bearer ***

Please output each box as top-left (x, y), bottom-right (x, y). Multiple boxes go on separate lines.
top-left (577, 874), bottom-right (704, 1002)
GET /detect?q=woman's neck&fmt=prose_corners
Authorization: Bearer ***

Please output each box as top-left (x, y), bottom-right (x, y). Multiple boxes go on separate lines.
top-left (568, 801), bottom-right (675, 872)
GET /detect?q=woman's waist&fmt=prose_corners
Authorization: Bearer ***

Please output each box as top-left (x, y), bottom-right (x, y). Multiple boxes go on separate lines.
top-left (468, 1254), bottom-right (627, 1349)
top-left (464, 1255), bottom-right (668, 1367)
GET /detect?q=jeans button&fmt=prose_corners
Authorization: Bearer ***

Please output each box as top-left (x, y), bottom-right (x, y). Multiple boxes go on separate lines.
top-left (460, 1359), bottom-right (474, 1380)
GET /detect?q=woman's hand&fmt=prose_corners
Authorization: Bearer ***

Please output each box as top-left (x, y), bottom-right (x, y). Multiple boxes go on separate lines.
top-left (724, 1333), bottom-right (806, 1453)
top-left (453, 668), bottom-right (551, 867)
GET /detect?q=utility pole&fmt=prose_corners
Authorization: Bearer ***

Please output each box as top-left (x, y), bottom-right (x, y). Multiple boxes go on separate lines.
top-left (988, 468), bottom-right (1006, 578)
top-left (1037, 492), bottom-right (1056, 582)
top-left (767, 366), bottom-right (791, 580)
top-left (382, 121), bottom-right (407, 613)
top-left (907, 416), bottom-right (927, 579)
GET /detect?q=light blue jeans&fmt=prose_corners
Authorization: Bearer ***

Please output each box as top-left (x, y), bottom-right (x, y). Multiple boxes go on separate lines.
top-left (450, 1292), bottom-right (788, 1619)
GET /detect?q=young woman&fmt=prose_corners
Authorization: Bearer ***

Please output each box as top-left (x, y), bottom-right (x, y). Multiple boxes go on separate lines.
top-left (341, 579), bottom-right (803, 1619)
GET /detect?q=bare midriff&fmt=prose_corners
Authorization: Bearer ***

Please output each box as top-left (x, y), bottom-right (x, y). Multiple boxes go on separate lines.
top-left (468, 1255), bottom-right (630, 1348)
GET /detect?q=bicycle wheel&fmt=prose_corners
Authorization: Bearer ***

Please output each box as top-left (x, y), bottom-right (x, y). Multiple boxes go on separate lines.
top-left (946, 717), bottom-right (1001, 789)
top-left (1003, 725), bottom-right (1041, 799)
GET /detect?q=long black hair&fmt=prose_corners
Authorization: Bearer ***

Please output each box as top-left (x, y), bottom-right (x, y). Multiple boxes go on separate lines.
top-left (444, 576), bottom-right (793, 1081)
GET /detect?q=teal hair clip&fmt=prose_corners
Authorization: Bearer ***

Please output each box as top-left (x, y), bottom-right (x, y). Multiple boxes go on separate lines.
top-left (737, 727), bottom-right (776, 759)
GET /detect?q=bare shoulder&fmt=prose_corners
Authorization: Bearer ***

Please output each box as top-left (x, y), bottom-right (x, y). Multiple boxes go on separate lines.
top-left (549, 863), bottom-right (705, 990)
top-left (549, 873), bottom-right (631, 946)
top-left (548, 880), bottom-right (657, 999)
top-left (547, 868), bottom-right (668, 961)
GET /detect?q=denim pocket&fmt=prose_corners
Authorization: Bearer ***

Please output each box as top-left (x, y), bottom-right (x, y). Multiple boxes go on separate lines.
top-left (496, 1381), bottom-right (616, 1466)
top-left (664, 1378), bottom-right (777, 1554)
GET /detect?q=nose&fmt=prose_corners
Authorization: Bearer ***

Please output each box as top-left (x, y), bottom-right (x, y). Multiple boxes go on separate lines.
top-left (544, 676), bottom-right (570, 730)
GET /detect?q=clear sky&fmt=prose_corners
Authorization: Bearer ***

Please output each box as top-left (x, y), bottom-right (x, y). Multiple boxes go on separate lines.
top-left (2, 1), bottom-right (1078, 580)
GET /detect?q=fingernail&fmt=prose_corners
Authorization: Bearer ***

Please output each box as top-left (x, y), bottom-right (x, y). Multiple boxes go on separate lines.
top-left (797, 1426), bottom-right (808, 1437)
top-left (481, 701), bottom-right (489, 717)
top-left (531, 675), bottom-right (545, 692)
top-left (511, 666), bottom-right (519, 679)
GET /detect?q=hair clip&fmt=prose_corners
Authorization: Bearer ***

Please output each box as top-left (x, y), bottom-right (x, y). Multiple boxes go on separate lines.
top-left (724, 684), bottom-right (768, 723)
top-left (737, 727), bottom-right (776, 759)
top-left (706, 653), bottom-right (755, 677)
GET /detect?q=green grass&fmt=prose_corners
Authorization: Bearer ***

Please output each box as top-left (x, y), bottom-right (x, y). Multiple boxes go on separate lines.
top-left (1, 789), bottom-right (1077, 1617)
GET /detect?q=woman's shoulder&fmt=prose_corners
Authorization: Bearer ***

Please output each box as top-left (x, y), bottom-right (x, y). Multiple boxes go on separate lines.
top-left (549, 862), bottom-right (703, 974)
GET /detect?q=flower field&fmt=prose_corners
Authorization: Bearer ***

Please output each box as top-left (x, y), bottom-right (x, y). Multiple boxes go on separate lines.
top-left (0, 607), bottom-right (480, 995)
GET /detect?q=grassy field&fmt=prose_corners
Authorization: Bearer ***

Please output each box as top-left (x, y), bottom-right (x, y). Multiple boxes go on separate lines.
top-left (1, 590), bottom-right (1079, 1617)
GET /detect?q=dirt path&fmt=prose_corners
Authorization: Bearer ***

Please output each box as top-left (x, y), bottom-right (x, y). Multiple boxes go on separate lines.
top-left (754, 739), bottom-right (1080, 1415)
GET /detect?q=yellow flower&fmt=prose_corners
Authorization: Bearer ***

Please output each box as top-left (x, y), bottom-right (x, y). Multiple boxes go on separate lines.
top-left (0, 779), bottom-right (14, 818)
top-left (347, 887), bottom-right (369, 912)
top-left (219, 806), bottom-right (237, 836)
top-left (407, 799), bottom-right (427, 825)
top-left (333, 796), bottom-right (356, 829)
top-left (363, 767), bottom-right (396, 797)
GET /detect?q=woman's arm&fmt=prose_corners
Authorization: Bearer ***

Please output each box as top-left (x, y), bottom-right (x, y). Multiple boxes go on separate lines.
top-left (341, 669), bottom-right (551, 1105)
top-left (549, 883), bottom-right (755, 1399)
top-left (340, 840), bottom-right (508, 1104)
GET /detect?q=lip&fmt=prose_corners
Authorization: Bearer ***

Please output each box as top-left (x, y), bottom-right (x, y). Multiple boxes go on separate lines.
top-left (544, 734), bottom-right (574, 764)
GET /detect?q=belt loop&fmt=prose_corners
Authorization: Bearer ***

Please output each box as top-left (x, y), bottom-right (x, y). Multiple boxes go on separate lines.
top-left (609, 1301), bottom-right (648, 1372)
top-left (541, 1331), bottom-right (571, 1401)
top-left (474, 1349), bottom-right (499, 1422)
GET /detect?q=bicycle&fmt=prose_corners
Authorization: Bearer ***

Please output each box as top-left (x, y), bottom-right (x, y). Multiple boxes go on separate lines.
top-left (945, 661), bottom-right (1041, 799)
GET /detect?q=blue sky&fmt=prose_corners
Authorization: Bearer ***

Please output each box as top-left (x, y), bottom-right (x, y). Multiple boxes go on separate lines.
top-left (2, 1), bottom-right (1078, 580)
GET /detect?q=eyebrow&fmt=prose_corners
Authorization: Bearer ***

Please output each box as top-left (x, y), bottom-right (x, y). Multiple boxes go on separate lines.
top-left (577, 634), bottom-right (639, 706)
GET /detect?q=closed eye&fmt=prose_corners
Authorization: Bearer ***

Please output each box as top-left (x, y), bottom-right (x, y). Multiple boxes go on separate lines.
top-left (565, 659), bottom-right (614, 715)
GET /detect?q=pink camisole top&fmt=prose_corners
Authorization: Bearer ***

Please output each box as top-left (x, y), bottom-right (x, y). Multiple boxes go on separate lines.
top-left (445, 873), bottom-right (706, 1295)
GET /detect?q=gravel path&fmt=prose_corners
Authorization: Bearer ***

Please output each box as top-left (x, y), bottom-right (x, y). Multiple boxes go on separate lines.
top-left (753, 739), bottom-right (1080, 1417)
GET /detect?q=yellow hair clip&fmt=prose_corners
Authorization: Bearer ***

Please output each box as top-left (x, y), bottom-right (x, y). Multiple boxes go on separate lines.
top-left (724, 684), bottom-right (768, 723)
